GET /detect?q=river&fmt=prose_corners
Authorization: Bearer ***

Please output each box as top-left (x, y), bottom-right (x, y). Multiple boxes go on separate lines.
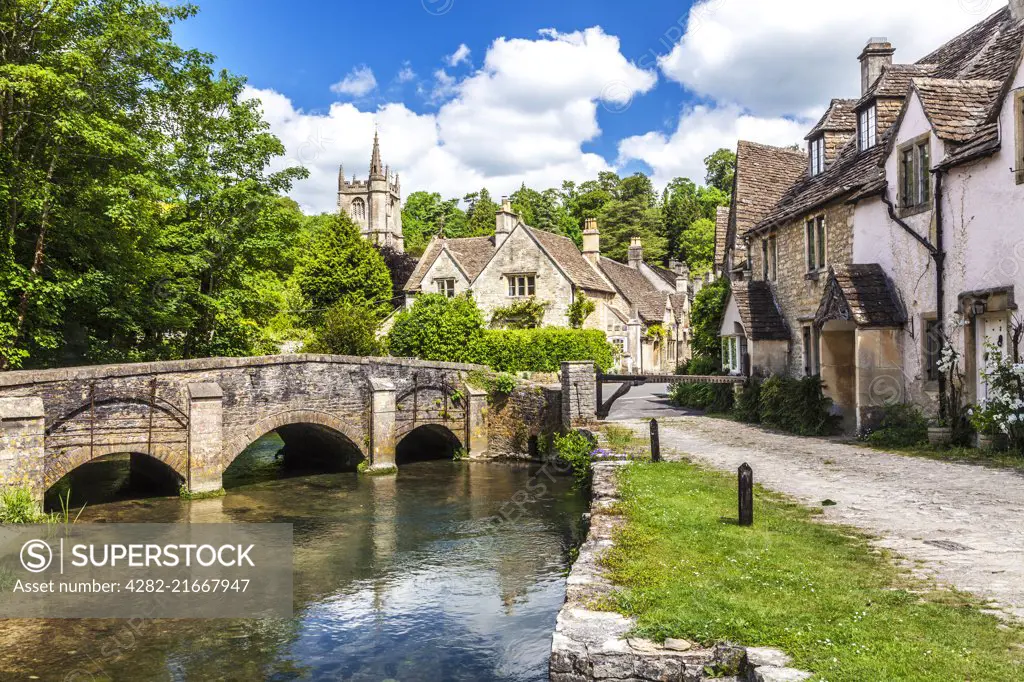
top-left (0, 436), bottom-right (588, 682)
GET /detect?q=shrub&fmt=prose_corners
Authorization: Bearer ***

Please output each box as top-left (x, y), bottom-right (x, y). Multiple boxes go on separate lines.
top-left (554, 431), bottom-right (595, 485)
top-left (734, 378), bottom-right (762, 423)
top-left (690, 276), bottom-right (730, 363)
top-left (567, 293), bottom-right (596, 329)
top-left (304, 299), bottom-right (382, 356)
top-left (491, 372), bottom-right (517, 396)
top-left (387, 293), bottom-right (485, 363)
top-left (490, 297), bottom-right (548, 329)
top-left (759, 375), bottom-right (837, 436)
top-left (668, 381), bottom-right (734, 413)
top-left (678, 355), bottom-right (722, 376)
top-left (865, 403), bottom-right (928, 448)
top-left (0, 487), bottom-right (47, 524)
top-left (472, 328), bottom-right (614, 373)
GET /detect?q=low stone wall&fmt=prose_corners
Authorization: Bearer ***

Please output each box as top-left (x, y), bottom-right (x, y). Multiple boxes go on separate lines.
top-left (550, 461), bottom-right (812, 682)
top-left (484, 381), bottom-right (562, 460)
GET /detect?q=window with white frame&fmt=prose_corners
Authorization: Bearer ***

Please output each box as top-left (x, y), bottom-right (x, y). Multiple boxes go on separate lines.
top-left (899, 136), bottom-right (931, 210)
top-left (802, 325), bottom-right (820, 376)
top-left (722, 336), bottom-right (741, 374)
top-left (507, 274), bottom-right (536, 297)
top-left (858, 105), bottom-right (877, 150)
top-left (436, 278), bottom-right (455, 297)
top-left (611, 338), bottom-right (625, 355)
top-left (809, 136), bottom-right (825, 176)
top-left (805, 216), bottom-right (826, 272)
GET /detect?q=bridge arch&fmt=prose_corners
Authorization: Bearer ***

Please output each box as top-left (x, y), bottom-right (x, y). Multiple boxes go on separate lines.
top-left (396, 423), bottom-right (463, 465)
top-left (223, 409), bottom-right (367, 476)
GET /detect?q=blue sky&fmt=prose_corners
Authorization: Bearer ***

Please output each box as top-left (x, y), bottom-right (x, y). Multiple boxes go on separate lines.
top-left (174, 0), bottom-right (1000, 213)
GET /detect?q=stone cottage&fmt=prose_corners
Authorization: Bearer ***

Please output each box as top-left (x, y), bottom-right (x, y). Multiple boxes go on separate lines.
top-left (404, 200), bottom-right (693, 373)
top-left (719, 4), bottom-right (1024, 433)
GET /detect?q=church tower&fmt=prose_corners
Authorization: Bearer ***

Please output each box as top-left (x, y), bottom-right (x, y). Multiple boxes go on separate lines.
top-left (337, 131), bottom-right (404, 252)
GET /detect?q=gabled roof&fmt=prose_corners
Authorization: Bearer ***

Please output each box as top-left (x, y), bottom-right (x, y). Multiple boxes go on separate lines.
top-left (598, 257), bottom-right (668, 324)
top-left (936, 122), bottom-right (1000, 169)
top-left (731, 281), bottom-right (790, 341)
top-left (815, 264), bottom-right (906, 329)
top-left (731, 141), bottom-right (808, 238)
top-left (404, 236), bottom-right (496, 292)
top-left (856, 63), bottom-right (936, 108)
top-left (526, 227), bottom-right (614, 294)
top-left (911, 78), bottom-right (1003, 143)
top-left (805, 99), bottom-right (858, 140)
top-left (669, 293), bottom-right (689, 324)
top-left (922, 6), bottom-right (1016, 80)
top-left (648, 264), bottom-right (678, 288)
top-left (714, 206), bottom-right (730, 270)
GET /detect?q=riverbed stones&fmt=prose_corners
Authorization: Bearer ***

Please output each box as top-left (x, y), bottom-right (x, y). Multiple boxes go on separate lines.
top-left (550, 460), bottom-right (814, 682)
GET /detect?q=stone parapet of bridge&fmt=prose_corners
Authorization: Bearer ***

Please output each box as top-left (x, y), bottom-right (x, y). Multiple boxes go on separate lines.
top-left (0, 355), bottom-right (491, 497)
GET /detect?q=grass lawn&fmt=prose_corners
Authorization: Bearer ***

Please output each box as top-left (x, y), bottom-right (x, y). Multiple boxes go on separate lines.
top-left (601, 460), bottom-right (1024, 681)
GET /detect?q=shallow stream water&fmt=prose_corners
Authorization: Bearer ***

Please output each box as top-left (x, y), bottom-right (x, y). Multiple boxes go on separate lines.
top-left (1, 436), bottom-right (587, 682)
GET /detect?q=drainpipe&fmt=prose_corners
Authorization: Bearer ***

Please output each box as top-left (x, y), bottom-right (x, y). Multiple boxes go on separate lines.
top-left (880, 180), bottom-right (946, 418)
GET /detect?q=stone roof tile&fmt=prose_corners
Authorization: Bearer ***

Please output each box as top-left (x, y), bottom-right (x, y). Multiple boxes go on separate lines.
top-left (527, 227), bottom-right (615, 294)
top-left (714, 206), bottom-right (731, 270)
top-left (732, 281), bottom-right (790, 341)
top-left (805, 99), bottom-right (858, 140)
top-left (599, 258), bottom-right (668, 324)
top-left (816, 264), bottom-right (906, 328)
top-left (732, 141), bottom-right (808, 238)
top-left (912, 78), bottom-right (1003, 143)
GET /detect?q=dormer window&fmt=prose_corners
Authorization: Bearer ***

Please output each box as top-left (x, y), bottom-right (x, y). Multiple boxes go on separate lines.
top-left (858, 105), bottom-right (877, 150)
top-left (809, 136), bottom-right (825, 176)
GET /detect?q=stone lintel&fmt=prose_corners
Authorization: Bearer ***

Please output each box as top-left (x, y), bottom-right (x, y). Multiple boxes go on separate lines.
top-left (188, 382), bottom-right (223, 401)
top-left (0, 397), bottom-right (44, 421)
top-left (369, 377), bottom-right (396, 393)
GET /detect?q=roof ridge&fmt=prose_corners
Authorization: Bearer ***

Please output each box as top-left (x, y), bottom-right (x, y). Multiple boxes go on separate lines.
top-left (738, 139), bottom-right (807, 157)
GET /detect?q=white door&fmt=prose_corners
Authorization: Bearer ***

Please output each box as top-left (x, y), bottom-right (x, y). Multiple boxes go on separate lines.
top-left (976, 313), bottom-right (1008, 402)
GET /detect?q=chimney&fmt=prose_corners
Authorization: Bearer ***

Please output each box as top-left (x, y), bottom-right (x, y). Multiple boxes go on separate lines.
top-left (495, 196), bottom-right (517, 248)
top-left (1013, 0), bottom-right (1024, 20)
top-left (628, 236), bottom-right (644, 269)
top-left (582, 217), bottom-right (600, 264)
top-left (859, 38), bottom-right (895, 95)
top-left (669, 260), bottom-right (690, 295)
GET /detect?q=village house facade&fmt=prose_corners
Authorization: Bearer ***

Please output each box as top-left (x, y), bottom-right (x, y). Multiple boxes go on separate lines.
top-left (719, 3), bottom-right (1024, 433)
top-left (403, 200), bottom-right (694, 373)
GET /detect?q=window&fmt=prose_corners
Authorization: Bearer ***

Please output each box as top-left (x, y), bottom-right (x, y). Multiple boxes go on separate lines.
top-left (722, 336), bottom-right (740, 374)
top-left (803, 325), bottom-right (820, 376)
top-left (899, 136), bottom-right (931, 210)
top-left (924, 318), bottom-right (941, 382)
top-left (611, 338), bottom-right (625, 355)
top-left (810, 136), bottom-right (825, 176)
top-left (436, 278), bottom-right (455, 297)
top-left (762, 235), bottom-right (778, 282)
top-left (350, 197), bottom-right (366, 220)
top-left (805, 216), bottom-right (826, 272)
top-left (507, 274), bottom-right (536, 297)
top-left (858, 105), bottom-right (877, 150)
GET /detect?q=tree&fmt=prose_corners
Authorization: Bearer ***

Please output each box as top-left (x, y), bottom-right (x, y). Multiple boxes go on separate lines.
top-left (304, 300), bottom-right (382, 356)
top-left (596, 174), bottom-right (667, 264)
top-left (387, 294), bottom-right (484, 363)
top-left (704, 148), bottom-right (737, 195)
top-left (679, 217), bottom-right (716, 275)
top-left (377, 245), bottom-right (418, 303)
top-left (691, 277), bottom-right (730, 363)
top-left (295, 213), bottom-right (393, 322)
top-left (462, 188), bottom-right (499, 237)
top-left (400, 191), bottom-right (466, 256)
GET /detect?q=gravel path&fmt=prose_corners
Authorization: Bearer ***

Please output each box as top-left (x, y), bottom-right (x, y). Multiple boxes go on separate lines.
top-left (616, 416), bottom-right (1024, 621)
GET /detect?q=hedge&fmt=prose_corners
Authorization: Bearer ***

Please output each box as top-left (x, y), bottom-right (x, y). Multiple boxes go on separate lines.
top-left (471, 328), bottom-right (615, 373)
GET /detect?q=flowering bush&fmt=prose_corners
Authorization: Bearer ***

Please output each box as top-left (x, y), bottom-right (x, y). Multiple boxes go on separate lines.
top-left (976, 349), bottom-right (1024, 451)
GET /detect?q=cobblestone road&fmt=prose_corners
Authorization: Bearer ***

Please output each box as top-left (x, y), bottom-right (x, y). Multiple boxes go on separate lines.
top-left (616, 416), bottom-right (1024, 620)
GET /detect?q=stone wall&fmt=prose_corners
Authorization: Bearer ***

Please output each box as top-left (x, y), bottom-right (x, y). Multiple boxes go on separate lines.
top-left (562, 362), bottom-right (597, 429)
top-left (485, 381), bottom-right (562, 460)
top-left (749, 200), bottom-right (855, 375)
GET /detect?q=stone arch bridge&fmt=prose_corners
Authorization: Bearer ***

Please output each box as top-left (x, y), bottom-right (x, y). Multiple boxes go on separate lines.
top-left (0, 355), bottom-right (489, 497)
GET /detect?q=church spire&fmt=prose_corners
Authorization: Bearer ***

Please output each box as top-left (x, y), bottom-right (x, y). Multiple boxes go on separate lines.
top-left (369, 130), bottom-right (384, 179)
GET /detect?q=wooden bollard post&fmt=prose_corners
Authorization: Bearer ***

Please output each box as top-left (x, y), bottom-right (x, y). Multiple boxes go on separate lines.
top-left (650, 419), bottom-right (661, 462)
top-left (738, 463), bottom-right (753, 526)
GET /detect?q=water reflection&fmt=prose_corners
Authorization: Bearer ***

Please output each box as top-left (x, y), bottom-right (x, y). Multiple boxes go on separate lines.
top-left (5, 435), bottom-right (586, 681)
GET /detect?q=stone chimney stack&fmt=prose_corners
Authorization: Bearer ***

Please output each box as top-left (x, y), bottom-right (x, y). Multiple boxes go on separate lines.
top-left (1012, 0), bottom-right (1024, 20)
top-left (582, 217), bottom-right (600, 264)
top-left (495, 196), bottom-right (517, 248)
top-left (669, 259), bottom-right (690, 295)
top-left (859, 38), bottom-right (895, 95)
top-left (628, 236), bottom-right (644, 269)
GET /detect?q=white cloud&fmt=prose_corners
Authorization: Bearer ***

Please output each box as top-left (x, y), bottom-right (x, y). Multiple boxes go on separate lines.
top-left (617, 104), bottom-right (808, 189)
top-left (446, 43), bottom-right (472, 67)
top-left (430, 69), bottom-right (459, 103)
top-left (658, 0), bottom-right (1003, 117)
top-left (330, 65), bottom-right (377, 98)
top-left (396, 62), bottom-right (416, 83)
top-left (246, 26), bottom-right (658, 213)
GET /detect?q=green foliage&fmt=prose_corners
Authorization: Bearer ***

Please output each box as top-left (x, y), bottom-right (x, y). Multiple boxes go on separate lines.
top-left (733, 378), bottom-right (762, 423)
top-left (678, 218), bottom-right (716, 276)
top-left (304, 299), bottom-right (382, 357)
top-left (668, 382), bottom-right (734, 413)
top-left (554, 431), bottom-right (595, 485)
top-left (401, 191), bottom-right (468, 256)
top-left (567, 292), bottom-right (596, 329)
top-left (604, 461), bottom-right (1024, 681)
top-left (491, 372), bottom-right (517, 396)
top-left (645, 324), bottom-right (667, 342)
top-left (473, 328), bottom-right (615, 373)
top-left (690, 277), bottom-right (730, 363)
top-left (703, 148), bottom-right (737, 194)
top-left (0, 487), bottom-right (47, 523)
top-left (759, 375), bottom-right (838, 436)
top-left (603, 425), bottom-right (636, 452)
top-left (865, 403), bottom-right (929, 448)
top-left (677, 356), bottom-right (721, 376)
top-left (295, 213), bottom-right (393, 322)
top-left (510, 184), bottom-right (581, 246)
top-left (178, 486), bottom-right (226, 501)
top-left (387, 293), bottom-right (484, 363)
top-left (490, 297), bottom-right (548, 329)
top-left (462, 188), bottom-right (500, 237)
